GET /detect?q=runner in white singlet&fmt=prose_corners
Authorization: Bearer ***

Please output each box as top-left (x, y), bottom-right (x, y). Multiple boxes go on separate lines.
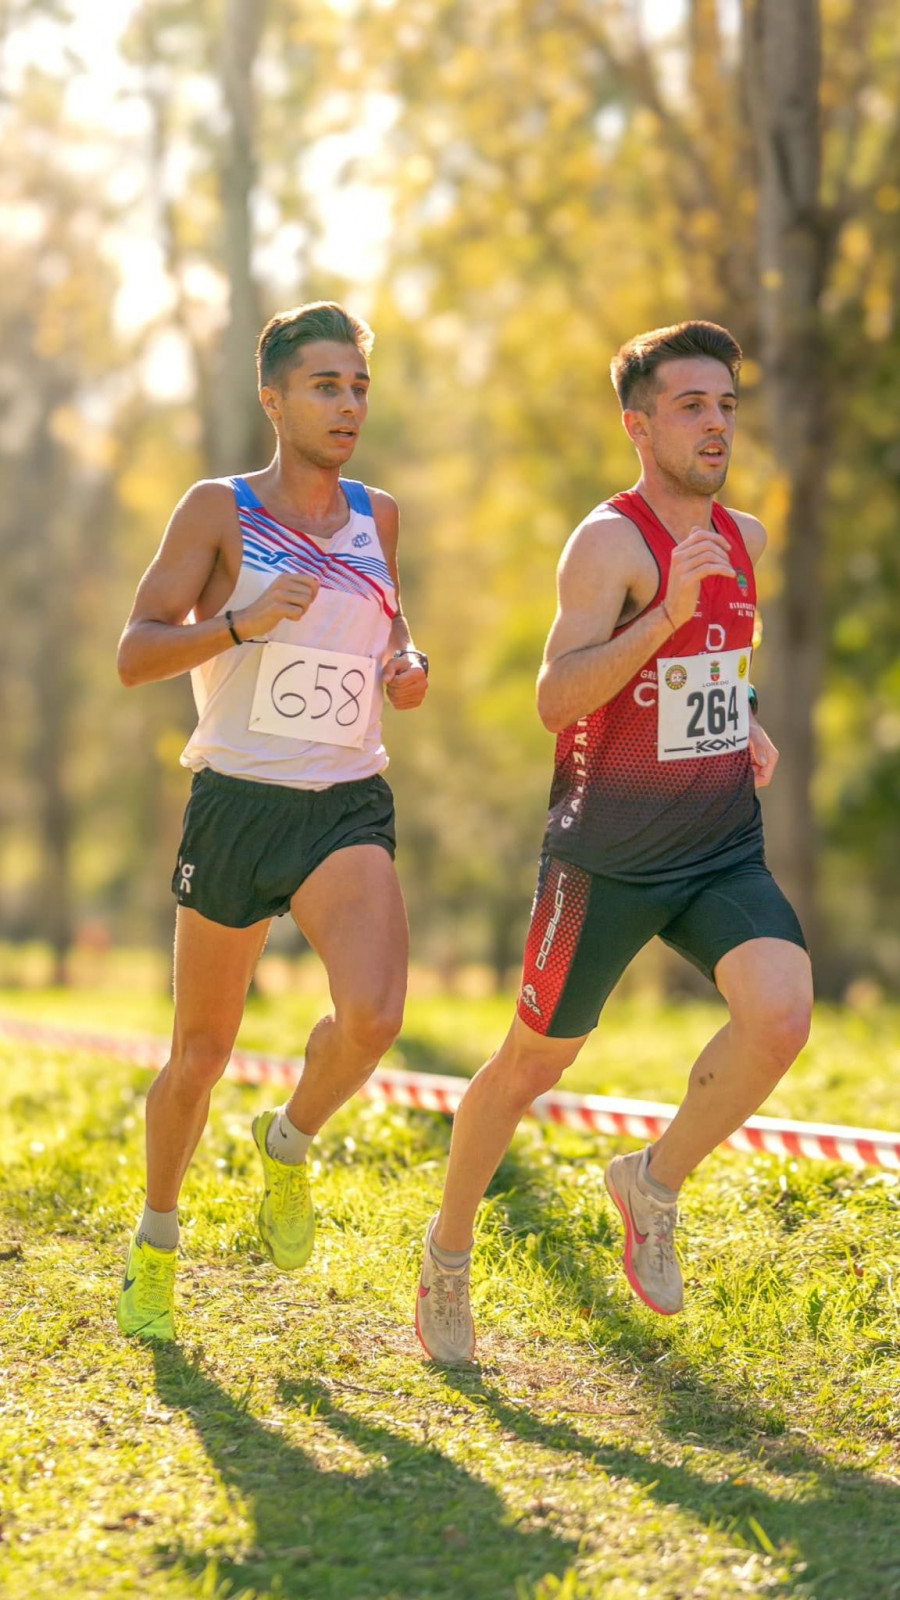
top-left (114, 302), bottom-right (428, 1341)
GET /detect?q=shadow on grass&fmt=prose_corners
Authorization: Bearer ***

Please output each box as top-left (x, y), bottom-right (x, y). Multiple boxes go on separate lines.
top-left (477, 1150), bottom-right (900, 1600)
top-left (439, 1361), bottom-right (900, 1600)
top-left (151, 1346), bottom-right (574, 1600)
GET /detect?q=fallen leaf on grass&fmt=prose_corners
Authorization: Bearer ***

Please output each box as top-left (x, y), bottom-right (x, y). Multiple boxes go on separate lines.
top-left (99, 1511), bottom-right (157, 1531)
top-left (143, 1402), bottom-right (174, 1424)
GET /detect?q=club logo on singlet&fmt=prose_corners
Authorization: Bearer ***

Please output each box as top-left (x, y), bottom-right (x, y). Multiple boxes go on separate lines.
top-left (352, 532), bottom-right (372, 547)
top-left (736, 569), bottom-right (748, 591)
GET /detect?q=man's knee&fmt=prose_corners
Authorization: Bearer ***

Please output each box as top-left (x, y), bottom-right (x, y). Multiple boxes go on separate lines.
top-left (735, 992), bottom-right (811, 1071)
top-left (338, 996), bottom-right (404, 1060)
top-left (492, 1034), bottom-right (577, 1106)
top-left (169, 1034), bottom-right (233, 1095)
top-left (517, 1056), bottom-right (567, 1104)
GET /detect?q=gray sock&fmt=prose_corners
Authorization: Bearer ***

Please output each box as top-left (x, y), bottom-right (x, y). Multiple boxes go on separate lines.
top-left (136, 1203), bottom-right (179, 1251)
top-left (265, 1106), bottom-right (313, 1166)
top-left (430, 1235), bottom-right (472, 1271)
top-left (638, 1147), bottom-right (679, 1205)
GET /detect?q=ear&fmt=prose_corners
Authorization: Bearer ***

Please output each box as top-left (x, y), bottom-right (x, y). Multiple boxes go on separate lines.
top-left (622, 407), bottom-right (649, 446)
top-left (259, 384), bottom-right (281, 424)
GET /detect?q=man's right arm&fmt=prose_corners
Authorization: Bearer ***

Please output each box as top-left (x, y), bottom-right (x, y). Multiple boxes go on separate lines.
top-left (117, 482), bottom-right (318, 687)
top-left (117, 483), bottom-right (235, 687)
top-left (536, 518), bottom-right (674, 734)
top-left (536, 515), bottom-right (736, 733)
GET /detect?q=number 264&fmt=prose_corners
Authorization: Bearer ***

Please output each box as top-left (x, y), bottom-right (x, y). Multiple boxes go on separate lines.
top-left (685, 686), bottom-right (740, 738)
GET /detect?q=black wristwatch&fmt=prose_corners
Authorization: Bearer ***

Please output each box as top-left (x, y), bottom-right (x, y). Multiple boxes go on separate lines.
top-left (225, 609), bottom-right (245, 646)
top-left (392, 648), bottom-right (429, 676)
top-left (748, 683), bottom-right (759, 716)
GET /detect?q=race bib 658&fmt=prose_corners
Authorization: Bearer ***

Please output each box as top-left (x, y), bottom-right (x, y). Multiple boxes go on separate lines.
top-left (249, 641), bottom-right (376, 750)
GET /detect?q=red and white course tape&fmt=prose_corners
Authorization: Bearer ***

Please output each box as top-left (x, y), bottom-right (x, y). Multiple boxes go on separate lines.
top-left (2, 1016), bottom-right (899, 1171)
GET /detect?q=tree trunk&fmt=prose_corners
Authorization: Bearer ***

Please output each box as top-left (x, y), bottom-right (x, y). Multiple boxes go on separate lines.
top-left (33, 677), bottom-right (74, 986)
top-left (15, 383), bottom-right (78, 981)
top-left (214, 0), bottom-right (269, 475)
top-left (741, 0), bottom-right (831, 967)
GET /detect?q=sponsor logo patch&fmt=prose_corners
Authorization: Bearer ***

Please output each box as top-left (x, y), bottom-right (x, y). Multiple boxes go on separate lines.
top-left (520, 983), bottom-right (542, 1017)
top-left (535, 874), bottom-right (567, 972)
top-left (664, 665), bottom-right (687, 691)
top-left (352, 532), bottom-right (372, 548)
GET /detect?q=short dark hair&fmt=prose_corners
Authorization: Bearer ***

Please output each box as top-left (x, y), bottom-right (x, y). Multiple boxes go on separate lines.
top-left (256, 301), bottom-right (374, 388)
top-left (611, 321), bottom-right (742, 412)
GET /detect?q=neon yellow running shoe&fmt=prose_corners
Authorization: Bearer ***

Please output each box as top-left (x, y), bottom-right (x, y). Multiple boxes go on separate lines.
top-left (252, 1109), bottom-right (316, 1271)
top-left (116, 1233), bottom-right (177, 1340)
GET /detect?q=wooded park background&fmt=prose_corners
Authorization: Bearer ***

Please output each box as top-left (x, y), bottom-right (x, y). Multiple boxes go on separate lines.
top-left (2, 0), bottom-right (899, 993)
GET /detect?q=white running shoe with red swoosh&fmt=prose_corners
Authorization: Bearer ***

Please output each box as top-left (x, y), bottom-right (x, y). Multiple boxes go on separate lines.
top-left (415, 1216), bottom-right (476, 1364)
top-left (604, 1150), bottom-right (684, 1315)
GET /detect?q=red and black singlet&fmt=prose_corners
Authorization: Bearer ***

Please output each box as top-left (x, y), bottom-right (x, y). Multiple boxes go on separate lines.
top-left (544, 489), bottom-right (762, 882)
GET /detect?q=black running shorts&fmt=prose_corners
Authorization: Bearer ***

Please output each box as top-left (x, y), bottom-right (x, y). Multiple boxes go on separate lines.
top-left (517, 851), bottom-right (807, 1039)
top-left (172, 767), bottom-right (396, 928)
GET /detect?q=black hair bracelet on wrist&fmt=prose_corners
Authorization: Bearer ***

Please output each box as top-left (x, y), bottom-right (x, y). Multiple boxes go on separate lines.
top-left (225, 610), bottom-right (244, 647)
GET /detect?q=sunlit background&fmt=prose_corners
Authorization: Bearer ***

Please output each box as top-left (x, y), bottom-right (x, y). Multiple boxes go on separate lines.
top-left (1, 0), bottom-right (898, 995)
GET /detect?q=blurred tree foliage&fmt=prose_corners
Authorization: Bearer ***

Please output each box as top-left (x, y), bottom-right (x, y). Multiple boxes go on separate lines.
top-left (0, 0), bottom-right (898, 989)
top-left (348, 0), bottom-right (900, 984)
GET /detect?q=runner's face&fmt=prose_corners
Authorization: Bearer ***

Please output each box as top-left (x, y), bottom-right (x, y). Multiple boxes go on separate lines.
top-left (630, 356), bottom-right (737, 496)
top-left (260, 340), bottom-right (370, 468)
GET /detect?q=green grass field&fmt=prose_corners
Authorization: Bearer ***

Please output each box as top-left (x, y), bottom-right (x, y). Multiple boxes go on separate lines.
top-left (1, 984), bottom-right (899, 1599)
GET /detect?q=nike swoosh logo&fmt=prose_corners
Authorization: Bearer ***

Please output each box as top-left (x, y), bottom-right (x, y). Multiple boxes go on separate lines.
top-left (627, 1200), bottom-right (648, 1246)
top-left (123, 1274), bottom-right (136, 1292)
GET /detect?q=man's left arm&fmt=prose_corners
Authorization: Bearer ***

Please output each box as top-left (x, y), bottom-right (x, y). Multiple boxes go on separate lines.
top-left (370, 489), bottom-right (428, 711)
top-left (749, 712), bottom-right (778, 788)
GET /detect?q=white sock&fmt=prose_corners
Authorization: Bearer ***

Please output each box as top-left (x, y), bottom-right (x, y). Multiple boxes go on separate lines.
top-left (638, 1147), bottom-right (679, 1205)
top-left (136, 1203), bottom-right (179, 1251)
top-left (429, 1229), bottom-right (472, 1271)
top-left (265, 1106), bottom-right (313, 1166)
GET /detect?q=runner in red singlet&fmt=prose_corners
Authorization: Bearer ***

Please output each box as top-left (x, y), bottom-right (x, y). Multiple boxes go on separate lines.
top-left (415, 320), bottom-right (812, 1362)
